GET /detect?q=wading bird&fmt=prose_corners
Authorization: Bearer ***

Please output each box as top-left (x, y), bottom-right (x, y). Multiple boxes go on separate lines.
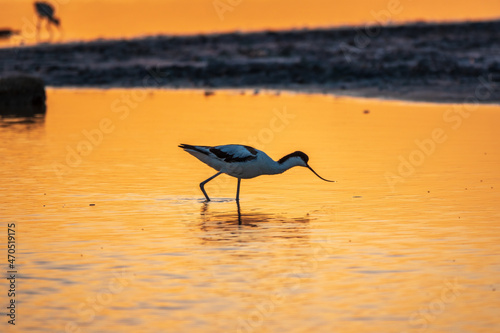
top-left (179, 144), bottom-right (335, 201)
top-left (0, 29), bottom-right (20, 39)
top-left (34, 1), bottom-right (60, 37)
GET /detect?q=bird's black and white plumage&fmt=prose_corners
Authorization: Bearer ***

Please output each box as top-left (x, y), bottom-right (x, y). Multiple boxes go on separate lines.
top-left (179, 144), bottom-right (334, 201)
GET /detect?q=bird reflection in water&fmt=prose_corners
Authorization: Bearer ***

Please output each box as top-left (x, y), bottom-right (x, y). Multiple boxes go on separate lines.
top-left (200, 201), bottom-right (249, 226)
top-left (199, 201), bottom-right (311, 231)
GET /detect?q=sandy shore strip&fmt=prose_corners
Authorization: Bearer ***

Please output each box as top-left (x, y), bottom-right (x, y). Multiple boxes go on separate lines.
top-left (1, 20), bottom-right (499, 103)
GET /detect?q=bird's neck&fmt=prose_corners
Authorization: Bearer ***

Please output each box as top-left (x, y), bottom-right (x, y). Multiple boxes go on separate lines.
top-left (270, 159), bottom-right (301, 175)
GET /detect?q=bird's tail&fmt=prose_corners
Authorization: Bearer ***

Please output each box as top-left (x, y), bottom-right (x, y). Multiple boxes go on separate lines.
top-left (178, 143), bottom-right (194, 150)
top-left (178, 144), bottom-right (209, 155)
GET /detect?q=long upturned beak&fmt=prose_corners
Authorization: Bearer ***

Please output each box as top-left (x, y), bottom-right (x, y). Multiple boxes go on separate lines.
top-left (307, 165), bottom-right (336, 182)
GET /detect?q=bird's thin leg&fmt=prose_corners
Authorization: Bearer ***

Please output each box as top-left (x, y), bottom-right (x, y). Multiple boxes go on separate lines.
top-left (199, 171), bottom-right (222, 202)
top-left (236, 178), bottom-right (241, 202)
top-left (236, 200), bottom-right (242, 225)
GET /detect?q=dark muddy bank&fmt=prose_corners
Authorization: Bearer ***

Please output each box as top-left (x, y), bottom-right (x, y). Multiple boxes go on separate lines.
top-left (2, 20), bottom-right (500, 103)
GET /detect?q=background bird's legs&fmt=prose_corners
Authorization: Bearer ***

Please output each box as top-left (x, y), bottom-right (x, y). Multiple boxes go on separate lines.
top-left (36, 17), bottom-right (42, 41)
top-left (46, 20), bottom-right (53, 40)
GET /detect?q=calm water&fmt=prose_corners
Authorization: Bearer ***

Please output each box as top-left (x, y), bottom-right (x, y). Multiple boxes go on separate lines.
top-left (1, 89), bottom-right (500, 332)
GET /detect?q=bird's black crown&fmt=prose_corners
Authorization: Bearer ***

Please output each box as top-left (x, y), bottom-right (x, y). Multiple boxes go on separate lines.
top-left (278, 151), bottom-right (309, 164)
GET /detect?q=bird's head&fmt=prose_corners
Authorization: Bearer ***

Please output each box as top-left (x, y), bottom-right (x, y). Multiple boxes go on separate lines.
top-left (278, 151), bottom-right (335, 182)
top-left (278, 151), bottom-right (309, 167)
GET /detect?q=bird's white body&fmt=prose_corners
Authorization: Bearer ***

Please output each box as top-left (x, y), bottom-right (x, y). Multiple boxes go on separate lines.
top-left (181, 144), bottom-right (301, 179)
top-left (179, 144), bottom-right (334, 201)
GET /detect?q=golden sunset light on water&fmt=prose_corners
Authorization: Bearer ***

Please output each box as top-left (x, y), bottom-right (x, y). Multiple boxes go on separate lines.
top-left (1, 0), bottom-right (500, 332)
top-left (1, 89), bottom-right (500, 332)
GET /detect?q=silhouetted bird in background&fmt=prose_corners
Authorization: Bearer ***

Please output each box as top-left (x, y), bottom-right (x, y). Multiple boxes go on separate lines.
top-left (0, 29), bottom-right (20, 39)
top-left (34, 1), bottom-right (60, 39)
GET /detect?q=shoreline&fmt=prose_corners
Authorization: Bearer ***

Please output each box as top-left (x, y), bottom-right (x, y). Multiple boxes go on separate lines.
top-left (2, 19), bottom-right (500, 104)
top-left (44, 85), bottom-right (500, 106)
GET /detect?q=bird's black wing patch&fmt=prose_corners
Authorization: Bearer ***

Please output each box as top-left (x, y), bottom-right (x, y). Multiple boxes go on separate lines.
top-left (244, 145), bottom-right (258, 155)
top-left (209, 147), bottom-right (257, 163)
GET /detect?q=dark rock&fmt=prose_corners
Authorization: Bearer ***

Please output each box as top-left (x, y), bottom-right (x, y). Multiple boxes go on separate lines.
top-left (0, 76), bottom-right (46, 117)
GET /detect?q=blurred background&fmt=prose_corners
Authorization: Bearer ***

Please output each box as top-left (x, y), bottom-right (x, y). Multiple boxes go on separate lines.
top-left (1, 0), bottom-right (499, 44)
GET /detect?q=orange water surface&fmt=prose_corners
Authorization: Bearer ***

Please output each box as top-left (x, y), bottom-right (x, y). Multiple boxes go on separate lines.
top-left (1, 0), bottom-right (499, 45)
top-left (0, 89), bottom-right (499, 332)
